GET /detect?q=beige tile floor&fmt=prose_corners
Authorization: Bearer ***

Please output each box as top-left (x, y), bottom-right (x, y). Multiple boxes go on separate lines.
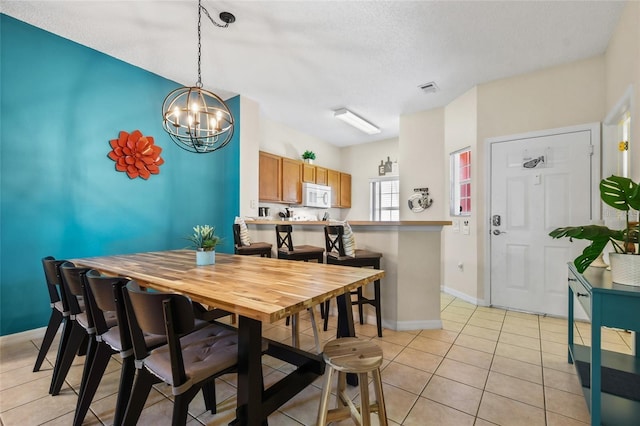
top-left (0, 293), bottom-right (634, 425)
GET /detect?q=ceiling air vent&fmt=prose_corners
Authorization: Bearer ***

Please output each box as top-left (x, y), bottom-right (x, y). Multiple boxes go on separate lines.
top-left (419, 82), bottom-right (438, 94)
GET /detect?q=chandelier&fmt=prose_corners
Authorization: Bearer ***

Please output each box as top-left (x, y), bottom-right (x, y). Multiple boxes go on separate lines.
top-left (161, 0), bottom-right (236, 153)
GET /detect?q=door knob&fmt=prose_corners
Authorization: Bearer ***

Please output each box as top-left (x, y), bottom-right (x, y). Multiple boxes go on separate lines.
top-left (492, 229), bottom-right (507, 235)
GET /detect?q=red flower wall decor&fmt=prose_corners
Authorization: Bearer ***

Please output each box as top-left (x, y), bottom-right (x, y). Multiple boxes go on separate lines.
top-left (108, 130), bottom-right (164, 179)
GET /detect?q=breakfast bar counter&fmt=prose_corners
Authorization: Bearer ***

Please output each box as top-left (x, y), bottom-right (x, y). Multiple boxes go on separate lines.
top-left (246, 220), bottom-right (451, 331)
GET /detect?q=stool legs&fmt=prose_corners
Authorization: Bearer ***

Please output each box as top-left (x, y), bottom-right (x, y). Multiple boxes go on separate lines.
top-left (316, 365), bottom-right (334, 425)
top-left (372, 368), bottom-right (388, 425)
top-left (317, 367), bottom-right (388, 426)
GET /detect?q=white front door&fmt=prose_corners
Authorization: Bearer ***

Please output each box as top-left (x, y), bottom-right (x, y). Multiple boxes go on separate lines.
top-left (489, 124), bottom-right (600, 316)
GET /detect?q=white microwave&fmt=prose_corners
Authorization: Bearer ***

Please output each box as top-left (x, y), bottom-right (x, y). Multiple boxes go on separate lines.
top-left (302, 183), bottom-right (331, 208)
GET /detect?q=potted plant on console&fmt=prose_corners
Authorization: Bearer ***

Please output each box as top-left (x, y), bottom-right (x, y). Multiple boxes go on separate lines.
top-left (187, 224), bottom-right (222, 266)
top-left (302, 150), bottom-right (316, 164)
top-left (549, 175), bottom-right (639, 285)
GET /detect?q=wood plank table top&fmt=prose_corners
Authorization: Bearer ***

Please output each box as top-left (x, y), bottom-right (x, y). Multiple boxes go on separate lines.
top-left (71, 249), bottom-right (385, 324)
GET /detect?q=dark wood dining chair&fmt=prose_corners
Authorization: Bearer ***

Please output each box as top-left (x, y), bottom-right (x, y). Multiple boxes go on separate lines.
top-left (33, 256), bottom-right (67, 373)
top-left (74, 271), bottom-right (164, 426)
top-left (323, 225), bottom-right (383, 337)
top-left (50, 262), bottom-right (116, 396)
top-left (121, 281), bottom-right (242, 425)
top-left (233, 223), bottom-right (272, 257)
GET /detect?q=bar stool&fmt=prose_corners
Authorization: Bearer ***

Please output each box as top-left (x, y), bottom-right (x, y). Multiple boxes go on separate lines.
top-left (317, 337), bottom-right (388, 426)
top-left (233, 223), bottom-right (272, 257)
top-left (323, 224), bottom-right (383, 337)
top-left (275, 224), bottom-right (324, 352)
top-left (275, 224), bottom-right (324, 262)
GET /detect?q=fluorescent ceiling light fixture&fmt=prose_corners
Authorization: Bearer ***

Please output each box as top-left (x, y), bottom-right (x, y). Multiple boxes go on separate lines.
top-left (334, 108), bottom-right (380, 135)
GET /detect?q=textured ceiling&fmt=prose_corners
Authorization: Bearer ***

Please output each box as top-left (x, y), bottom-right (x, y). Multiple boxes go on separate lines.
top-left (0, 0), bottom-right (626, 146)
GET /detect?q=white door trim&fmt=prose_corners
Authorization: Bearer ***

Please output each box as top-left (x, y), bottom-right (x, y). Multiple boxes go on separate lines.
top-left (483, 122), bottom-right (602, 307)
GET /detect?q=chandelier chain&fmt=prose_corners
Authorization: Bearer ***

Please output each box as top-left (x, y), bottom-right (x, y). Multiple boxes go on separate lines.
top-left (196, 1), bottom-right (230, 88)
top-left (201, 4), bottom-right (231, 29)
top-left (197, 0), bottom-right (202, 87)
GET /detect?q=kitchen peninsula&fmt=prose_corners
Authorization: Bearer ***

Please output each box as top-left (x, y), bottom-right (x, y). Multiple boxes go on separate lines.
top-left (246, 220), bottom-right (451, 331)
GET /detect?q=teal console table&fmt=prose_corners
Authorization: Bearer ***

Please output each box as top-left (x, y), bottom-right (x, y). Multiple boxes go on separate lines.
top-left (567, 263), bottom-right (640, 425)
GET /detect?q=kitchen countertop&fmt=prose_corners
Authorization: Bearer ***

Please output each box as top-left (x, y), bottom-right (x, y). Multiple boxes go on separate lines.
top-left (246, 219), bottom-right (452, 226)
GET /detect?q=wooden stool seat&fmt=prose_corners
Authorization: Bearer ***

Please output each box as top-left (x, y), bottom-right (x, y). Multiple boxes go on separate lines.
top-left (276, 225), bottom-right (324, 262)
top-left (233, 224), bottom-right (272, 257)
top-left (317, 338), bottom-right (388, 426)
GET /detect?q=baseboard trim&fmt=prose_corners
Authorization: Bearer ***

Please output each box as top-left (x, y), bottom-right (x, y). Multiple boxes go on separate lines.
top-left (442, 286), bottom-right (487, 306)
top-left (0, 326), bottom-right (47, 343)
top-left (387, 319), bottom-right (443, 331)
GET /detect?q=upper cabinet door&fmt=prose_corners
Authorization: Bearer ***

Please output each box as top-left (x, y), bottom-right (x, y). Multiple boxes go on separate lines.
top-left (259, 151), bottom-right (282, 202)
top-left (315, 167), bottom-right (328, 185)
top-left (328, 169), bottom-right (341, 207)
top-left (302, 163), bottom-right (316, 183)
top-left (282, 158), bottom-right (302, 204)
top-left (340, 173), bottom-right (351, 208)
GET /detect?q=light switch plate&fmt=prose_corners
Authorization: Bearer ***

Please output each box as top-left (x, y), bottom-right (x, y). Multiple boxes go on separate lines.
top-left (452, 220), bottom-right (460, 232)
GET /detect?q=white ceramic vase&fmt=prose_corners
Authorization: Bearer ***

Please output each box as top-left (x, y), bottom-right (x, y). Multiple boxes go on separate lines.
top-left (196, 249), bottom-right (215, 266)
top-left (304, 158), bottom-right (314, 164)
top-left (609, 252), bottom-right (640, 286)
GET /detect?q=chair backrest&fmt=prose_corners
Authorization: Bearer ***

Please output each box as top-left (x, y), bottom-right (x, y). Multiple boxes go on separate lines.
top-left (324, 225), bottom-right (346, 256)
top-left (85, 270), bottom-right (130, 344)
top-left (233, 223), bottom-right (243, 248)
top-left (276, 224), bottom-right (294, 251)
top-left (124, 281), bottom-right (195, 385)
top-left (59, 261), bottom-right (91, 316)
top-left (41, 256), bottom-right (64, 305)
top-left (124, 281), bottom-right (196, 342)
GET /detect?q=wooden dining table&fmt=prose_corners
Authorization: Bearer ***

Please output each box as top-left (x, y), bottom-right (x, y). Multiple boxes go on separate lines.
top-left (70, 249), bottom-right (384, 425)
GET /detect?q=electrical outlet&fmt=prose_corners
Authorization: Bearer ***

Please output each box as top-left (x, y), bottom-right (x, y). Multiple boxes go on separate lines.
top-left (462, 221), bottom-right (470, 235)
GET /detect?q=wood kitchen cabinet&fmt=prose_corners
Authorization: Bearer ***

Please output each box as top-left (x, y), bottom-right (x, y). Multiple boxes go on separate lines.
top-left (259, 151), bottom-right (350, 207)
top-left (259, 151), bottom-right (281, 202)
top-left (327, 169), bottom-right (352, 208)
top-left (282, 158), bottom-right (302, 204)
top-left (327, 169), bottom-right (341, 207)
top-left (302, 163), bottom-right (316, 183)
top-left (315, 167), bottom-right (328, 185)
top-left (340, 172), bottom-right (351, 208)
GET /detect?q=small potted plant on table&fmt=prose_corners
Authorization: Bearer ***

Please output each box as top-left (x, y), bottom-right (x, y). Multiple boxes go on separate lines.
top-left (302, 150), bottom-right (316, 164)
top-left (186, 225), bottom-right (222, 265)
top-left (549, 175), bottom-right (639, 285)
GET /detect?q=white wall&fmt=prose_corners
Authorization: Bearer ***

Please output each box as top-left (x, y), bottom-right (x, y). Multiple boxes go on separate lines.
top-left (340, 138), bottom-right (399, 220)
top-left (475, 56), bottom-right (606, 300)
top-left (243, 3), bottom-right (639, 309)
top-left (398, 108), bottom-right (445, 221)
top-left (239, 96), bottom-right (260, 217)
top-left (259, 117), bottom-right (342, 170)
top-left (443, 87), bottom-right (480, 301)
top-left (605, 0), bottom-right (640, 182)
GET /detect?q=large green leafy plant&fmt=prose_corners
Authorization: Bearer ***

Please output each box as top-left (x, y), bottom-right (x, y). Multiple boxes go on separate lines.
top-left (549, 175), bottom-right (640, 273)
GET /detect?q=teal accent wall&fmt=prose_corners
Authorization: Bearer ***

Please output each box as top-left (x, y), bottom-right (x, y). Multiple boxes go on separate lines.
top-left (0, 15), bottom-right (241, 335)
